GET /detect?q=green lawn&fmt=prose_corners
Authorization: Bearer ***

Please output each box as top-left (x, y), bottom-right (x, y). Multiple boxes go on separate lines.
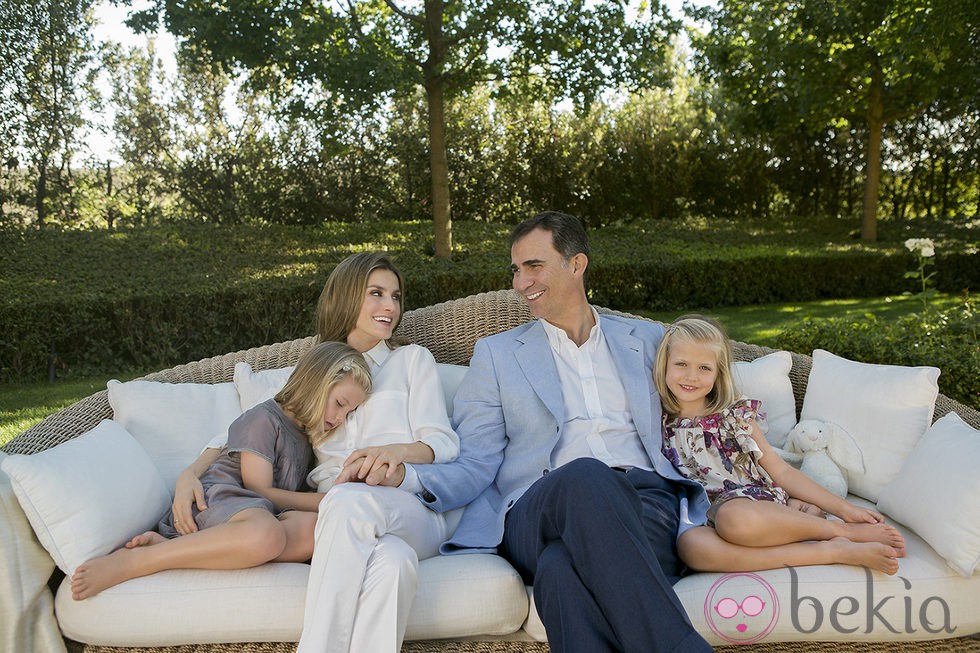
top-left (637, 293), bottom-right (962, 348)
top-left (0, 292), bottom-right (958, 448)
top-left (1, 371), bottom-right (145, 448)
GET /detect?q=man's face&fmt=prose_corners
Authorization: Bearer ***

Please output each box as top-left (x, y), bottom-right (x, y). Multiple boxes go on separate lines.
top-left (510, 227), bottom-right (584, 323)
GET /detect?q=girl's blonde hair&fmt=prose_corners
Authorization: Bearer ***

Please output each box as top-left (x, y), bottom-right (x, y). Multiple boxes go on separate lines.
top-left (316, 252), bottom-right (405, 344)
top-left (275, 341), bottom-right (372, 446)
top-left (653, 315), bottom-right (738, 417)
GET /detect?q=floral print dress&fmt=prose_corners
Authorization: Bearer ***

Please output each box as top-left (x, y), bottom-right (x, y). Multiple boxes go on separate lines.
top-left (661, 399), bottom-right (788, 519)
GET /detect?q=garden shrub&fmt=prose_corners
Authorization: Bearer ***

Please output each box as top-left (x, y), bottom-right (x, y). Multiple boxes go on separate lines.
top-left (774, 299), bottom-right (979, 407)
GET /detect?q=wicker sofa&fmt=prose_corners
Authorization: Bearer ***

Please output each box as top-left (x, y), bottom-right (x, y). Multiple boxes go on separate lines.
top-left (2, 289), bottom-right (979, 653)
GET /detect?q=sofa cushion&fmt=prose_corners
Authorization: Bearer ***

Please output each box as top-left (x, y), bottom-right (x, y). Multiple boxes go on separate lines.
top-left (677, 496), bottom-right (977, 645)
top-left (732, 351), bottom-right (796, 447)
top-left (234, 362), bottom-right (294, 412)
top-left (437, 363), bottom-right (468, 419)
top-left (54, 553), bottom-right (529, 646)
top-left (108, 379), bottom-right (242, 490)
top-left (521, 496), bottom-right (980, 645)
top-left (877, 412), bottom-right (980, 578)
top-left (1, 420), bottom-right (171, 576)
top-left (800, 349), bottom-right (939, 502)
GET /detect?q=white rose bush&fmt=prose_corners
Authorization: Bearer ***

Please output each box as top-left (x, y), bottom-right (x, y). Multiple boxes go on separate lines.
top-left (904, 238), bottom-right (937, 310)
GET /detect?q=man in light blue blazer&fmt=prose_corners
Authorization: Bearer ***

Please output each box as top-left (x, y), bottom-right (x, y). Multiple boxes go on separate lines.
top-left (410, 212), bottom-right (712, 652)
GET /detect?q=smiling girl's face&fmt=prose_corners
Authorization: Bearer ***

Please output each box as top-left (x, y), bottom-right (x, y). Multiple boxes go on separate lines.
top-left (664, 339), bottom-right (719, 418)
top-left (346, 268), bottom-right (402, 352)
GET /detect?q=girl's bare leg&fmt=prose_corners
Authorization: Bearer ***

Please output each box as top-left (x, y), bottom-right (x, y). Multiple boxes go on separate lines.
top-left (71, 508), bottom-right (287, 600)
top-left (678, 526), bottom-right (901, 575)
top-left (274, 511), bottom-right (317, 562)
top-left (786, 497), bottom-right (824, 517)
top-left (714, 499), bottom-right (906, 555)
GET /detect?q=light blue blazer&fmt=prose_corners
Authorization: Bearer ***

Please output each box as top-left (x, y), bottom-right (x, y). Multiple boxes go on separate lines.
top-left (414, 314), bottom-right (710, 554)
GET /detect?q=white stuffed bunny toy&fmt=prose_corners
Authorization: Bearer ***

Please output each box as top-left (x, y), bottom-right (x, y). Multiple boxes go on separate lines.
top-left (779, 420), bottom-right (865, 498)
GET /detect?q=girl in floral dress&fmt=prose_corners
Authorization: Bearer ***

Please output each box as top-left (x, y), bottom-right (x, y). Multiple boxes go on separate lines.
top-left (654, 316), bottom-right (906, 575)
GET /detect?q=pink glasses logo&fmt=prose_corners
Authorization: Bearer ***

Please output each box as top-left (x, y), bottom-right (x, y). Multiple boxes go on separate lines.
top-left (704, 573), bottom-right (779, 644)
top-left (714, 595), bottom-right (766, 619)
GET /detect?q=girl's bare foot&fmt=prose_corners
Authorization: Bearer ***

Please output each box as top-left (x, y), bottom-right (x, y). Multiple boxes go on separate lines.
top-left (839, 522), bottom-right (906, 556)
top-left (125, 530), bottom-right (166, 548)
top-left (828, 537), bottom-right (900, 575)
top-left (71, 547), bottom-right (144, 600)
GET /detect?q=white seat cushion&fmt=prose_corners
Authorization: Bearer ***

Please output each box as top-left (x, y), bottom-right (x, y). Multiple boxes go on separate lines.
top-left (56, 553), bottom-right (528, 646)
top-left (522, 497), bottom-right (979, 645)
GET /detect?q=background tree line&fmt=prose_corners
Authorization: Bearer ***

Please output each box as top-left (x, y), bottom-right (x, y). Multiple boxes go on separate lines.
top-left (1, 0), bottom-right (977, 250)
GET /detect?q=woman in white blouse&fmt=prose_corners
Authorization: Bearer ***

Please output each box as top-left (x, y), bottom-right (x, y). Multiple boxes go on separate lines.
top-left (173, 252), bottom-right (459, 653)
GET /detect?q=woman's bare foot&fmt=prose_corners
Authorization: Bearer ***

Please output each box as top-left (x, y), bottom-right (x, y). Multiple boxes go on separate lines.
top-left (71, 547), bottom-right (145, 600)
top-left (125, 530), bottom-right (166, 548)
top-left (828, 537), bottom-right (900, 575)
top-left (839, 522), bottom-right (906, 556)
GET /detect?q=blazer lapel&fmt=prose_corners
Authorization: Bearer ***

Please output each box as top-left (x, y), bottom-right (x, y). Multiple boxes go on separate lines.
top-left (603, 317), bottom-right (655, 442)
top-left (515, 323), bottom-right (565, 427)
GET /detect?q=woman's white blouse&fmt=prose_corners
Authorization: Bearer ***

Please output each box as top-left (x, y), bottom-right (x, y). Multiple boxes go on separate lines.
top-left (306, 342), bottom-right (460, 491)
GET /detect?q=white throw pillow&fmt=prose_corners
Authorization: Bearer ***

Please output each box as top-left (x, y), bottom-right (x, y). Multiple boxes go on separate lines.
top-left (732, 351), bottom-right (797, 447)
top-left (437, 363), bottom-right (468, 419)
top-left (877, 412), bottom-right (980, 577)
top-left (0, 419), bottom-right (171, 576)
top-left (108, 379), bottom-right (242, 490)
top-left (233, 362), bottom-right (295, 412)
top-left (800, 349), bottom-right (939, 502)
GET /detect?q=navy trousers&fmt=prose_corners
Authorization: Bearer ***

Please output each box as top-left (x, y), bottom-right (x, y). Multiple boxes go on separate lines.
top-left (501, 458), bottom-right (713, 653)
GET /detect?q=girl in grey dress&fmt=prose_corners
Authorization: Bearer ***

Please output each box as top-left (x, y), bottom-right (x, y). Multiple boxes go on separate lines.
top-left (70, 341), bottom-right (372, 600)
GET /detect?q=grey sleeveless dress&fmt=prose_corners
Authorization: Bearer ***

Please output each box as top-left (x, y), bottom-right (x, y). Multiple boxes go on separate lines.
top-left (158, 399), bottom-right (313, 537)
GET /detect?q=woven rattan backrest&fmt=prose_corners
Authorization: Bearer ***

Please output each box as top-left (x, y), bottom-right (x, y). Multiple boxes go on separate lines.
top-left (4, 289), bottom-right (977, 457)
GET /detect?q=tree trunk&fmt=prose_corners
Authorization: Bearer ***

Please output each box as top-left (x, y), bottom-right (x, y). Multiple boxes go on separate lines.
top-left (35, 154), bottom-right (48, 226)
top-left (426, 81), bottom-right (452, 258)
top-left (861, 66), bottom-right (885, 241)
top-left (423, 0), bottom-right (451, 259)
top-left (105, 160), bottom-right (115, 229)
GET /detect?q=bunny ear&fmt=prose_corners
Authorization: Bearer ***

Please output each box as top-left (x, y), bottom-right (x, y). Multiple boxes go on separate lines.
top-left (784, 424), bottom-right (803, 454)
top-left (827, 425), bottom-right (865, 473)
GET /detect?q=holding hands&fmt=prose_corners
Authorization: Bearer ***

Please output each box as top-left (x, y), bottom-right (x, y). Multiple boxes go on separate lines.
top-left (336, 442), bottom-right (434, 487)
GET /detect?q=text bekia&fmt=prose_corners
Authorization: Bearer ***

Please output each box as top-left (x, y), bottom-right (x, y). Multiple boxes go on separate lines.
top-left (789, 567), bottom-right (955, 635)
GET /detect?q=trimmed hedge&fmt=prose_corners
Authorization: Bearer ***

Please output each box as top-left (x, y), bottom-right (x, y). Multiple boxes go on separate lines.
top-left (1, 220), bottom-right (976, 383)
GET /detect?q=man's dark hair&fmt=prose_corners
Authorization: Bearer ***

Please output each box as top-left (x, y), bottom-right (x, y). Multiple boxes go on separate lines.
top-left (510, 211), bottom-right (590, 262)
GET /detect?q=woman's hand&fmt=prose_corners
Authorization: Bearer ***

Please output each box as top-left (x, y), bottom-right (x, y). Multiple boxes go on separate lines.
top-left (340, 444), bottom-right (413, 484)
top-left (173, 468), bottom-right (207, 535)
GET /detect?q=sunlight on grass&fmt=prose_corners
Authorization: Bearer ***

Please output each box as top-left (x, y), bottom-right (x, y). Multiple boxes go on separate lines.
top-left (0, 372), bottom-right (144, 448)
top-left (636, 293), bottom-right (961, 348)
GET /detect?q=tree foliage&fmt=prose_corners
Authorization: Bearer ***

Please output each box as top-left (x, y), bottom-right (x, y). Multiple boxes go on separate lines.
top-left (693, 0), bottom-right (980, 240)
top-left (3, 0), bottom-right (100, 226)
top-left (127, 0), bottom-right (679, 257)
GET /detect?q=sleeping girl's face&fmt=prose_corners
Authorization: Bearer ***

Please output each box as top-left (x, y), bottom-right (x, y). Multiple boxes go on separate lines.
top-left (321, 377), bottom-right (368, 433)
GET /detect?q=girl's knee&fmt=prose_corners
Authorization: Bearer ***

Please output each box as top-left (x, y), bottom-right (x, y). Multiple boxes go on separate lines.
top-left (239, 514), bottom-right (288, 562)
top-left (712, 500), bottom-right (758, 543)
